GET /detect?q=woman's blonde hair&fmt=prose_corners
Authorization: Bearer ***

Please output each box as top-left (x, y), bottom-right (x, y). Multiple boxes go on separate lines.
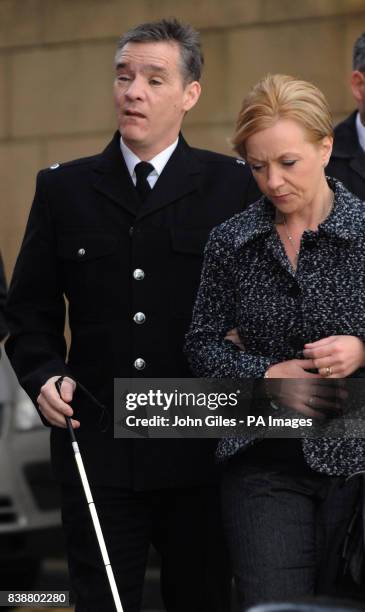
top-left (232, 74), bottom-right (333, 158)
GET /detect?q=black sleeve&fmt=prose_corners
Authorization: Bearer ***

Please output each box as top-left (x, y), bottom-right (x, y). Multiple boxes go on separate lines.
top-left (5, 171), bottom-right (73, 414)
top-left (0, 252), bottom-right (7, 341)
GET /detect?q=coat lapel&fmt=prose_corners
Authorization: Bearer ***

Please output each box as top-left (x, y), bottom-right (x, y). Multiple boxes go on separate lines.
top-left (92, 132), bottom-right (140, 216)
top-left (350, 151), bottom-right (365, 182)
top-left (332, 111), bottom-right (365, 183)
top-left (92, 132), bottom-right (201, 219)
top-left (137, 135), bottom-right (201, 220)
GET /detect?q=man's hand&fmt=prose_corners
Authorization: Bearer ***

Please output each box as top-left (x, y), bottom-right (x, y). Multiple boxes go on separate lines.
top-left (225, 327), bottom-right (245, 350)
top-left (303, 335), bottom-right (365, 378)
top-left (265, 358), bottom-right (319, 379)
top-left (37, 376), bottom-right (80, 429)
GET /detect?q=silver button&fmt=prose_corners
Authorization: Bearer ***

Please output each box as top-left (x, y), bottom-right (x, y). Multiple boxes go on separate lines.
top-left (77, 248), bottom-right (86, 257)
top-left (50, 162), bottom-right (60, 170)
top-left (134, 358), bottom-right (146, 370)
top-left (133, 312), bottom-right (146, 324)
top-left (133, 269), bottom-right (145, 280)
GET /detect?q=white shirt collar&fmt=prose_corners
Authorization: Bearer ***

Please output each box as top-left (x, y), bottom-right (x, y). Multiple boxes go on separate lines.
top-left (355, 111), bottom-right (365, 152)
top-left (120, 136), bottom-right (179, 187)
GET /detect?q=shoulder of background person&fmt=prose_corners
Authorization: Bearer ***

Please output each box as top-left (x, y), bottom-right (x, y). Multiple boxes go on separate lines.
top-left (331, 110), bottom-right (359, 158)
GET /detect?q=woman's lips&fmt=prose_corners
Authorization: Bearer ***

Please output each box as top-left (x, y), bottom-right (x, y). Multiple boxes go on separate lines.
top-left (270, 193), bottom-right (290, 201)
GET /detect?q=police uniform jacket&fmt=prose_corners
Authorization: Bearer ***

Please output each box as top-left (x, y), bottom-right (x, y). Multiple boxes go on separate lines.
top-left (5, 131), bottom-right (258, 489)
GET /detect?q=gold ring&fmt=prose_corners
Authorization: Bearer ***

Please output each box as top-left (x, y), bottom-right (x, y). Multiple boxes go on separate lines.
top-left (325, 366), bottom-right (332, 377)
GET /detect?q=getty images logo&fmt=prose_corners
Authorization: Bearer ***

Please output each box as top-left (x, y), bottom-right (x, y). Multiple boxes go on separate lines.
top-left (125, 389), bottom-right (239, 411)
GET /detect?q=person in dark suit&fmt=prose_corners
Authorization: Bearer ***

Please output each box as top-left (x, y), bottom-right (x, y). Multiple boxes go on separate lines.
top-left (5, 18), bottom-right (258, 612)
top-left (327, 32), bottom-right (365, 200)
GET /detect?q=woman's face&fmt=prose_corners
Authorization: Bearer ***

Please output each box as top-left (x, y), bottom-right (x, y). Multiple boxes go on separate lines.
top-left (245, 118), bottom-right (333, 215)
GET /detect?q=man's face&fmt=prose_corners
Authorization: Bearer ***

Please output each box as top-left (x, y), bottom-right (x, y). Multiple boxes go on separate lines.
top-left (113, 41), bottom-right (201, 159)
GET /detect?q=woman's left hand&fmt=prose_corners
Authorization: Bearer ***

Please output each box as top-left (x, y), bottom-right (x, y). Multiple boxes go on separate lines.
top-left (303, 335), bottom-right (365, 378)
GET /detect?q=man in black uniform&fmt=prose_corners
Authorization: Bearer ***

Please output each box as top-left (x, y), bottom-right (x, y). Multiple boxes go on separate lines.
top-left (6, 19), bottom-right (258, 612)
top-left (327, 32), bottom-right (365, 200)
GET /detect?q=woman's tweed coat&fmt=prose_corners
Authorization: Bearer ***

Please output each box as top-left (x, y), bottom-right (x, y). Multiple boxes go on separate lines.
top-left (185, 178), bottom-right (365, 476)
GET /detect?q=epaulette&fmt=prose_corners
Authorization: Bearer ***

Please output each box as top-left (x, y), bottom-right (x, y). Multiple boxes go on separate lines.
top-left (46, 153), bottom-right (100, 172)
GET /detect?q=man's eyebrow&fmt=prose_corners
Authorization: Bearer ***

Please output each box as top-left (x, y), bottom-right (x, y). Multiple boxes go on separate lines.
top-left (116, 62), bottom-right (169, 76)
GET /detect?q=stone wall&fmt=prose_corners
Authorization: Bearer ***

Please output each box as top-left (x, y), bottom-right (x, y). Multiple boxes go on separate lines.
top-left (1, 0), bottom-right (364, 275)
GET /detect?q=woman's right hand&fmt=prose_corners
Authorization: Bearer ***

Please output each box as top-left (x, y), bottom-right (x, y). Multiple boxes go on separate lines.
top-left (264, 359), bottom-right (347, 419)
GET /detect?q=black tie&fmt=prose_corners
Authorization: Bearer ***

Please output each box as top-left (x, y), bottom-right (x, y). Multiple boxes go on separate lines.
top-left (134, 161), bottom-right (154, 203)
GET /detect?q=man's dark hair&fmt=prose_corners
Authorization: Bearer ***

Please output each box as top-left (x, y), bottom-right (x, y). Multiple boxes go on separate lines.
top-left (115, 18), bottom-right (204, 83)
top-left (353, 32), bottom-right (365, 72)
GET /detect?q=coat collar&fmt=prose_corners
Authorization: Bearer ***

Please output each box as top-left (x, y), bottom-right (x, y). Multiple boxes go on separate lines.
top-left (332, 111), bottom-right (361, 158)
top-left (331, 111), bottom-right (365, 183)
top-left (232, 177), bottom-right (365, 252)
top-left (92, 131), bottom-right (201, 218)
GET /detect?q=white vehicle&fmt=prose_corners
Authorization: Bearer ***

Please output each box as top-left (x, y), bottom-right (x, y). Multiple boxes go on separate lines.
top-left (0, 349), bottom-right (62, 590)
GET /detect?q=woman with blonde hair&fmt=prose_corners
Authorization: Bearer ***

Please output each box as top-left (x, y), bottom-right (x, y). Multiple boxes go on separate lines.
top-left (185, 74), bottom-right (365, 606)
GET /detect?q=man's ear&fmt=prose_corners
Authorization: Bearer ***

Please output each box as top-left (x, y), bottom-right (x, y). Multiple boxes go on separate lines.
top-left (183, 81), bottom-right (201, 112)
top-left (351, 70), bottom-right (365, 104)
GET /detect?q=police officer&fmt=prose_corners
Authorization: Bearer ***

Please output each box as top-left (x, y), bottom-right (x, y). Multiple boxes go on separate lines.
top-left (6, 18), bottom-right (258, 612)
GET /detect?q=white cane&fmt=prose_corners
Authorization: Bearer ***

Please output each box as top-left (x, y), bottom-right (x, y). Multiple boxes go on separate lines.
top-left (56, 378), bottom-right (124, 612)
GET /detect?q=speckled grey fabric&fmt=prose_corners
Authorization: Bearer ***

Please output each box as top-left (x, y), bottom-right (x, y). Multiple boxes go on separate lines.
top-left (185, 177), bottom-right (365, 476)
